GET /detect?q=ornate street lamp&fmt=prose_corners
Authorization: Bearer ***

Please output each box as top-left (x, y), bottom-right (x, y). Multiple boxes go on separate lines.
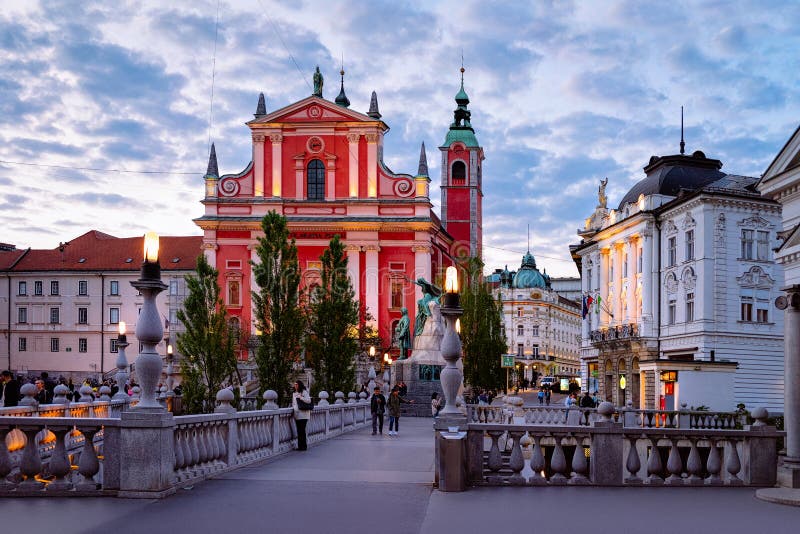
top-left (112, 321), bottom-right (130, 402)
top-left (439, 266), bottom-right (463, 416)
top-left (131, 232), bottom-right (167, 410)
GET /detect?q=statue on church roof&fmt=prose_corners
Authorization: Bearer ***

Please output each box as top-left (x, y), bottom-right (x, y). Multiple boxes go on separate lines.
top-left (598, 177), bottom-right (608, 208)
top-left (313, 66), bottom-right (324, 97)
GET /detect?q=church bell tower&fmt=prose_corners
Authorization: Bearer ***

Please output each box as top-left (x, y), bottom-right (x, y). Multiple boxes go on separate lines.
top-left (440, 67), bottom-right (484, 259)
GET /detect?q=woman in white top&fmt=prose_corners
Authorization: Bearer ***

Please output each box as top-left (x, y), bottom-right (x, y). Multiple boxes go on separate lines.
top-left (292, 380), bottom-right (312, 451)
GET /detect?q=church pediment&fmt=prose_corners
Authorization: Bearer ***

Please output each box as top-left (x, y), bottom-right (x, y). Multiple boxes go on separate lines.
top-left (248, 96), bottom-right (380, 125)
top-left (762, 124), bottom-right (800, 183)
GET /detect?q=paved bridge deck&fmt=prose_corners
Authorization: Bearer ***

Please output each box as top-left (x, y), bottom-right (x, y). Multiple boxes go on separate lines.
top-left (5, 417), bottom-right (800, 533)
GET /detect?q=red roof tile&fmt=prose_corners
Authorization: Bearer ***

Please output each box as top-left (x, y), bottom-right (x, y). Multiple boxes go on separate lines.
top-left (9, 231), bottom-right (203, 272)
top-left (0, 248), bottom-right (28, 270)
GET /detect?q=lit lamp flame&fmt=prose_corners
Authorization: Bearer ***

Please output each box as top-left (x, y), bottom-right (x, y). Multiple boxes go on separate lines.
top-left (118, 321), bottom-right (126, 335)
top-left (143, 232), bottom-right (160, 263)
top-left (445, 265), bottom-right (458, 293)
top-left (369, 346), bottom-right (375, 357)
top-left (167, 344), bottom-right (173, 357)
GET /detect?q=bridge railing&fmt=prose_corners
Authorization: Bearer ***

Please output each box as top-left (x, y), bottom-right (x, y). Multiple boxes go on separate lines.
top-left (1, 391), bottom-right (370, 497)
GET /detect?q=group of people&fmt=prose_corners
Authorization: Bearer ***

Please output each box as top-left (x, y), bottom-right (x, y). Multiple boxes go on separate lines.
top-left (0, 370), bottom-right (140, 407)
top-left (564, 391), bottom-right (600, 409)
top-left (370, 385), bottom-right (414, 435)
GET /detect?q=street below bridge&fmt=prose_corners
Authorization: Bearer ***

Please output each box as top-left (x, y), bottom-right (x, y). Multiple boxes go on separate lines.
top-left (4, 417), bottom-right (800, 533)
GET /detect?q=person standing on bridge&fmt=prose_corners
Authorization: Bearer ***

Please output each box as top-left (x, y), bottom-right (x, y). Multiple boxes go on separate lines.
top-left (371, 386), bottom-right (386, 435)
top-left (292, 380), bottom-right (312, 451)
top-left (387, 386), bottom-right (414, 435)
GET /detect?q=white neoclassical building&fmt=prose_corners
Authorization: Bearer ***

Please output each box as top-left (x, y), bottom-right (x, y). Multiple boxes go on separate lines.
top-left (571, 147), bottom-right (784, 412)
top-left (491, 252), bottom-right (582, 386)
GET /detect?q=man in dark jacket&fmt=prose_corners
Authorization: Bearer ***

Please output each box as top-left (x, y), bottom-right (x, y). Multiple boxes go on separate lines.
top-left (370, 387), bottom-right (386, 435)
top-left (580, 391), bottom-right (595, 408)
top-left (1, 370), bottom-right (21, 407)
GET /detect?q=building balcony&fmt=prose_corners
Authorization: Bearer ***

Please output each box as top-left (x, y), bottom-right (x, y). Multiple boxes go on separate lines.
top-left (589, 323), bottom-right (639, 345)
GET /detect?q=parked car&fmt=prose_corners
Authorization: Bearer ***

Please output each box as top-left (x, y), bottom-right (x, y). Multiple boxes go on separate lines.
top-left (539, 376), bottom-right (556, 389)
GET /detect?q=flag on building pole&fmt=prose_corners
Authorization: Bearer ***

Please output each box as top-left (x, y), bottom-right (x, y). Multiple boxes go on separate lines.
top-left (582, 295), bottom-right (588, 319)
top-left (587, 295), bottom-right (594, 313)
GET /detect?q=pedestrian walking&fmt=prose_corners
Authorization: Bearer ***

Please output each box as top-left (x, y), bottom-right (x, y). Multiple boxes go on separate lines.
top-left (1, 370), bottom-right (20, 407)
top-left (580, 391), bottom-right (594, 408)
top-left (387, 387), bottom-right (413, 435)
top-left (545, 388), bottom-right (551, 406)
top-left (370, 386), bottom-right (386, 435)
top-left (291, 380), bottom-right (312, 451)
top-left (537, 388), bottom-right (544, 405)
top-left (431, 392), bottom-right (442, 417)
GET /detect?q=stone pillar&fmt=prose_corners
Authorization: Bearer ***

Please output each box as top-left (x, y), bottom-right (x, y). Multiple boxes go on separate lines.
top-left (626, 237), bottom-right (637, 323)
top-left (366, 133), bottom-right (378, 198)
top-left (364, 244), bottom-right (380, 327)
top-left (253, 133), bottom-right (265, 197)
top-left (249, 243), bottom-right (259, 335)
top-left (326, 157), bottom-right (336, 200)
top-left (779, 286), bottom-right (800, 488)
top-left (118, 411), bottom-right (176, 498)
top-left (599, 248), bottom-right (610, 327)
top-left (270, 133), bottom-right (283, 197)
top-left (641, 228), bottom-right (653, 335)
top-left (346, 244), bottom-right (361, 304)
top-left (347, 133), bottom-right (360, 197)
top-left (582, 256), bottom-right (591, 341)
top-left (614, 242), bottom-right (624, 325)
top-left (590, 403), bottom-right (623, 485)
top-left (202, 242), bottom-right (218, 269)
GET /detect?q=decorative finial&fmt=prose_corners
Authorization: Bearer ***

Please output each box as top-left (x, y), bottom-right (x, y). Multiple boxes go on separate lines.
top-left (680, 105), bottom-right (685, 155)
top-left (335, 64), bottom-right (350, 108)
top-left (527, 223), bottom-right (530, 253)
top-left (367, 90), bottom-right (381, 119)
top-left (254, 92), bottom-right (266, 119)
top-left (206, 143), bottom-right (219, 177)
top-left (417, 142), bottom-right (428, 176)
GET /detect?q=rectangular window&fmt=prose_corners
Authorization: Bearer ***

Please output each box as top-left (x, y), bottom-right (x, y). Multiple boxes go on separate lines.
top-left (227, 280), bottom-right (241, 307)
top-left (741, 230), bottom-right (754, 260)
top-left (18, 307), bottom-right (27, 324)
top-left (686, 292), bottom-right (694, 322)
top-left (169, 309), bottom-right (178, 328)
top-left (741, 296), bottom-right (753, 322)
top-left (685, 230), bottom-right (694, 261)
top-left (18, 281), bottom-right (27, 295)
top-left (50, 307), bottom-right (59, 324)
top-left (109, 307), bottom-right (120, 324)
top-left (225, 260), bottom-right (242, 270)
top-left (517, 343), bottom-right (524, 357)
top-left (78, 338), bottom-right (88, 353)
top-left (50, 337), bottom-right (59, 352)
top-left (531, 325), bottom-right (540, 337)
top-left (391, 279), bottom-right (403, 309)
top-left (517, 324), bottom-right (524, 336)
top-left (34, 280), bottom-right (43, 296)
top-left (78, 280), bottom-right (88, 296)
top-left (517, 307), bottom-right (523, 318)
top-left (110, 339), bottom-right (119, 353)
top-left (78, 307), bottom-right (88, 324)
top-left (169, 280), bottom-right (179, 295)
top-left (18, 337), bottom-right (27, 351)
top-left (532, 345), bottom-right (539, 357)
top-left (668, 299), bottom-right (676, 325)
top-left (668, 237), bottom-right (677, 267)
top-left (757, 230), bottom-right (769, 260)
top-left (757, 308), bottom-right (769, 323)
top-left (110, 280), bottom-right (120, 296)
top-left (50, 281), bottom-right (59, 295)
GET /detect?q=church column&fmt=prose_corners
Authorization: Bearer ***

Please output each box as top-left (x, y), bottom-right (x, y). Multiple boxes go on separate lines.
top-left (366, 133), bottom-right (378, 198)
top-left (253, 134), bottom-right (265, 197)
top-left (641, 227), bottom-right (653, 335)
top-left (582, 255), bottom-right (591, 342)
top-left (346, 244), bottom-right (361, 304)
top-left (364, 244), bottom-right (380, 328)
top-left (780, 286), bottom-right (800, 484)
top-left (202, 242), bottom-right (218, 269)
top-left (270, 133), bottom-right (283, 197)
top-left (626, 237), bottom-right (637, 323)
top-left (599, 248), bottom-right (610, 327)
top-left (248, 243), bottom-right (259, 335)
top-left (413, 245), bottom-right (432, 303)
top-left (614, 242), bottom-right (625, 325)
top-left (347, 133), bottom-right (360, 197)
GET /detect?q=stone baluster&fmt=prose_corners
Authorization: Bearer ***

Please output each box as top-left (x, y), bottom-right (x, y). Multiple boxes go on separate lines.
top-left (52, 384), bottom-right (70, 405)
top-left (686, 438), bottom-right (703, 485)
top-left (98, 386), bottom-right (111, 402)
top-left (569, 435), bottom-right (590, 484)
top-left (46, 426), bottom-right (73, 491)
top-left (217, 421), bottom-right (227, 461)
top-left (18, 426), bottom-right (44, 490)
top-left (215, 389), bottom-right (236, 413)
top-left (198, 424), bottom-right (210, 471)
top-left (334, 391), bottom-right (345, 405)
top-left (348, 392), bottom-right (357, 404)
top-left (181, 427), bottom-right (192, 473)
top-left (263, 390), bottom-right (278, 410)
top-left (486, 431), bottom-right (504, 484)
top-left (646, 437), bottom-right (664, 484)
top-left (205, 423), bottom-right (219, 464)
top-left (507, 431), bottom-right (526, 485)
top-left (550, 434), bottom-right (569, 484)
top-left (625, 435), bottom-right (643, 484)
top-left (665, 438), bottom-right (684, 485)
top-left (318, 391), bottom-right (330, 406)
top-left (189, 426), bottom-right (201, 474)
top-left (359, 392), bottom-right (367, 403)
top-left (19, 383), bottom-right (38, 409)
top-left (725, 439), bottom-right (743, 485)
top-left (76, 427), bottom-right (100, 490)
top-left (0, 427), bottom-right (15, 491)
top-left (528, 434), bottom-right (546, 485)
top-left (174, 428), bottom-right (185, 472)
top-left (706, 438), bottom-right (723, 485)
top-left (79, 385), bottom-right (94, 403)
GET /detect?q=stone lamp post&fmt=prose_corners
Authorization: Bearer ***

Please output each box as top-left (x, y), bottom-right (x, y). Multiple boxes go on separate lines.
top-left (439, 266), bottom-right (463, 417)
top-left (112, 321), bottom-right (130, 402)
top-left (131, 232), bottom-right (168, 411)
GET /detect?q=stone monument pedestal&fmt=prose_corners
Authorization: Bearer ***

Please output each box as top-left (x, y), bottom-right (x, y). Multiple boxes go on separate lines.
top-left (394, 359), bottom-right (442, 417)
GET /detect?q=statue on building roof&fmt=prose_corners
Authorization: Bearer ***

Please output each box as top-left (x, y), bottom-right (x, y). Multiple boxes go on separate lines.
top-left (598, 177), bottom-right (608, 208)
top-left (313, 66), bottom-right (324, 97)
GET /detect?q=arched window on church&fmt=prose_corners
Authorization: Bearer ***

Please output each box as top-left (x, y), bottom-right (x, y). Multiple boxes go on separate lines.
top-left (307, 159), bottom-right (325, 200)
top-left (451, 161), bottom-right (466, 185)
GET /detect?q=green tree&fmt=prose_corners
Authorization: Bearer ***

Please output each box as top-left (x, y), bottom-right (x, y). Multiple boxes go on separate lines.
top-left (176, 254), bottom-right (239, 413)
top-left (461, 257), bottom-right (507, 392)
top-left (251, 211), bottom-right (304, 405)
top-left (305, 235), bottom-right (360, 394)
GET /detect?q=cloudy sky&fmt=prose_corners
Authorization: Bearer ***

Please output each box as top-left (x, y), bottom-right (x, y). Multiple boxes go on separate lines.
top-left (1, 0), bottom-right (798, 276)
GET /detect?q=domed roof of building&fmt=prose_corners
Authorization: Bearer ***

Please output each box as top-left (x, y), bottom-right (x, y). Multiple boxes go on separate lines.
top-left (512, 251), bottom-right (548, 289)
top-left (617, 151), bottom-right (725, 210)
